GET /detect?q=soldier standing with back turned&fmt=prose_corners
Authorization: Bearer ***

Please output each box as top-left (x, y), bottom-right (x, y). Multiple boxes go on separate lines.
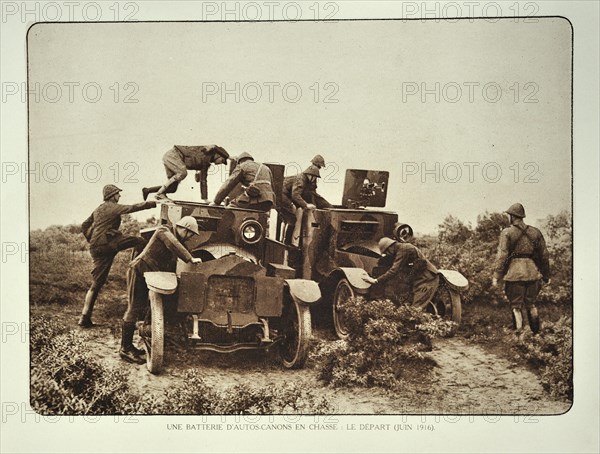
top-left (492, 203), bottom-right (551, 334)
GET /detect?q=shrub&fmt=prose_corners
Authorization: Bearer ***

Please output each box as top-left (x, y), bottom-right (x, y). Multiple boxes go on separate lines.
top-left (161, 370), bottom-right (333, 414)
top-left (422, 211), bottom-right (572, 306)
top-left (513, 317), bottom-right (573, 399)
top-left (31, 316), bottom-right (333, 415)
top-left (31, 319), bottom-right (139, 415)
top-left (314, 297), bottom-right (455, 390)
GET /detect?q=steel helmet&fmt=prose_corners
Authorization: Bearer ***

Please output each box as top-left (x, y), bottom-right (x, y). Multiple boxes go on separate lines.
top-left (505, 203), bottom-right (526, 218)
top-left (103, 184), bottom-right (122, 201)
top-left (303, 165), bottom-right (321, 178)
top-left (212, 145), bottom-right (230, 161)
top-left (175, 216), bottom-right (199, 235)
top-left (236, 152), bottom-right (254, 163)
top-left (311, 154), bottom-right (326, 168)
top-left (378, 237), bottom-right (396, 254)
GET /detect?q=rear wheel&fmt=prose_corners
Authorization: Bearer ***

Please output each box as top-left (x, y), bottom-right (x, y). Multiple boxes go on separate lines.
top-left (145, 291), bottom-right (164, 374)
top-left (280, 298), bottom-right (311, 369)
top-left (430, 284), bottom-right (462, 325)
top-left (333, 278), bottom-right (355, 339)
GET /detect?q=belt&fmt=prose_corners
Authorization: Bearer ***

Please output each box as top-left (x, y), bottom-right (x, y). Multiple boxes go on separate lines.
top-left (511, 254), bottom-right (533, 259)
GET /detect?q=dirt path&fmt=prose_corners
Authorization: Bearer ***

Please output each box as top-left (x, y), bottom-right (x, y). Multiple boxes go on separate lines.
top-left (79, 326), bottom-right (570, 415)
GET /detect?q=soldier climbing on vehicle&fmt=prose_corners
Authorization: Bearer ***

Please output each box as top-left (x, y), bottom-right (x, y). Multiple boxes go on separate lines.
top-left (211, 152), bottom-right (276, 212)
top-left (120, 216), bottom-right (202, 364)
top-left (143, 144), bottom-right (229, 201)
top-left (279, 165), bottom-right (332, 245)
top-left (79, 184), bottom-right (156, 328)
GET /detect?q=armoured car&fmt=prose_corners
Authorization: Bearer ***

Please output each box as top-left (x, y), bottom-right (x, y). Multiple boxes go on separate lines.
top-left (139, 163), bottom-right (320, 373)
top-left (265, 169), bottom-right (468, 338)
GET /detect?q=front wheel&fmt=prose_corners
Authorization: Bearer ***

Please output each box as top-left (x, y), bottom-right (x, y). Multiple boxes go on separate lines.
top-left (332, 278), bottom-right (355, 339)
top-left (279, 299), bottom-right (311, 369)
top-left (145, 290), bottom-right (164, 374)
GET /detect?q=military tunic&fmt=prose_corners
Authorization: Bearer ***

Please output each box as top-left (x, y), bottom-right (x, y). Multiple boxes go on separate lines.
top-left (123, 225), bottom-right (194, 323)
top-left (494, 220), bottom-right (550, 309)
top-left (163, 145), bottom-right (216, 199)
top-left (375, 242), bottom-right (438, 305)
top-left (213, 160), bottom-right (276, 212)
top-left (280, 174), bottom-right (332, 223)
top-left (82, 200), bottom-right (155, 289)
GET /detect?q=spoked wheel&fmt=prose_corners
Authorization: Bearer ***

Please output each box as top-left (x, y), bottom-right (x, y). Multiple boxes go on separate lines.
top-left (144, 290), bottom-right (165, 374)
top-left (332, 278), bottom-right (355, 339)
top-left (279, 298), bottom-right (311, 369)
top-left (430, 284), bottom-right (462, 325)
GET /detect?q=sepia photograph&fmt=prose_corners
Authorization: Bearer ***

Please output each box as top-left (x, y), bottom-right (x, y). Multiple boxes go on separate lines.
top-left (1, 1), bottom-right (598, 453)
top-left (26, 16), bottom-right (573, 415)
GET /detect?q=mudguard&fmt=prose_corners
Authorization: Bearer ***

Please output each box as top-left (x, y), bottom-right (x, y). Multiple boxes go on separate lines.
top-left (284, 279), bottom-right (321, 305)
top-left (144, 271), bottom-right (178, 295)
top-left (438, 269), bottom-right (469, 291)
top-left (339, 267), bottom-right (372, 293)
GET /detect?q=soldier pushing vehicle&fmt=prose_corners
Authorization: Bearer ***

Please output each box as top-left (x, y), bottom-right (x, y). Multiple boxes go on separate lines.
top-left (121, 216), bottom-right (202, 364)
top-left (363, 236), bottom-right (440, 308)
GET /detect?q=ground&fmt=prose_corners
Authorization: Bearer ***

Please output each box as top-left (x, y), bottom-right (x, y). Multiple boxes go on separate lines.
top-left (31, 299), bottom-right (571, 415)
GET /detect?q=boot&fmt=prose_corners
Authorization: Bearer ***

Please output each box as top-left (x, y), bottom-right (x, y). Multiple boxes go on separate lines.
top-left (142, 186), bottom-right (161, 201)
top-left (78, 288), bottom-right (97, 328)
top-left (528, 307), bottom-right (541, 335)
top-left (119, 321), bottom-right (146, 364)
top-left (511, 308), bottom-right (524, 332)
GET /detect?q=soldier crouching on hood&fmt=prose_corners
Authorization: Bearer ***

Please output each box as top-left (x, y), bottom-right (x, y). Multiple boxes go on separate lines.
top-left (363, 237), bottom-right (439, 307)
top-left (79, 185), bottom-right (156, 328)
top-left (492, 203), bottom-right (550, 334)
top-left (120, 216), bottom-right (202, 364)
top-left (143, 145), bottom-right (229, 201)
top-left (211, 152), bottom-right (276, 212)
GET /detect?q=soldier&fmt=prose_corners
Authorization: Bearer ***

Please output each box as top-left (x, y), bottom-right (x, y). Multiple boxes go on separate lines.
top-left (492, 203), bottom-right (550, 334)
top-left (79, 185), bottom-right (156, 328)
top-left (363, 237), bottom-right (439, 307)
top-left (311, 154), bottom-right (326, 169)
top-left (120, 216), bottom-right (202, 364)
top-left (212, 152), bottom-right (276, 212)
top-left (142, 145), bottom-right (229, 201)
top-left (279, 165), bottom-right (332, 244)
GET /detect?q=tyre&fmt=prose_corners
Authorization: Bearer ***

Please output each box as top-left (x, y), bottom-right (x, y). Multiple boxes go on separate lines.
top-left (332, 278), bottom-right (355, 340)
top-left (145, 290), bottom-right (164, 374)
top-left (430, 284), bottom-right (462, 325)
top-left (280, 298), bottom-right (312, 369)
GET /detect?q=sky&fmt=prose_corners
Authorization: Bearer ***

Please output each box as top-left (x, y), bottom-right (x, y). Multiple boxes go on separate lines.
top-left (27, 19), bottom-right (572, 233)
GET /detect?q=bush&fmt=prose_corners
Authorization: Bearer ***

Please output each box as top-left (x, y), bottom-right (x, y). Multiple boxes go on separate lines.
top-left (31, 316), bottom-right (333, 415)
top-left (422, 211), bottom-right (572, 306)
top-left (314, 297), bottom-right (455, 390)
top-left (31, 328), bottom-right (138, 415)
top-left (513, 317), bottom-right (573, 399)
top-left (162, 371), bottom-right (333, 414)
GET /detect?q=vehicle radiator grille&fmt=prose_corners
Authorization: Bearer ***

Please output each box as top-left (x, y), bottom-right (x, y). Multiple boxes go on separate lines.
top-left (205, 276), bottom-right (255, 314)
